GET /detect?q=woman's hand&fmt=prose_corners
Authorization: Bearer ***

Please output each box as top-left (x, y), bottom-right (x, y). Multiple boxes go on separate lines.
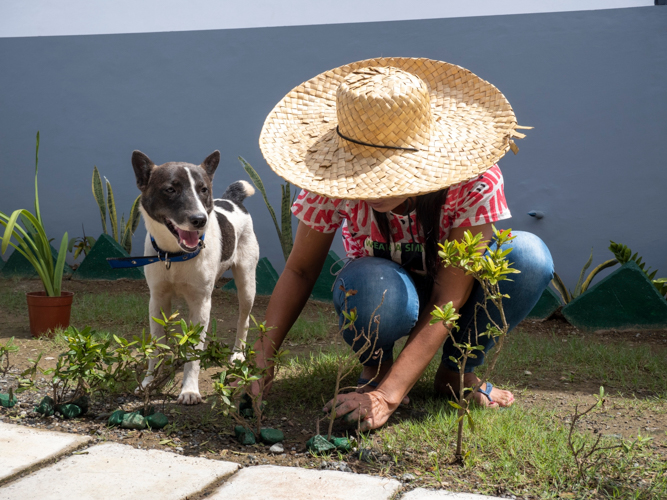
top-left (322, 390), bottom-right (399, 432)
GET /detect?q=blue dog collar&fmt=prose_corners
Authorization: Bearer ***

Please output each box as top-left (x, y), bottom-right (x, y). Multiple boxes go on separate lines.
top-left (107, 233), bottom-right (205, 269)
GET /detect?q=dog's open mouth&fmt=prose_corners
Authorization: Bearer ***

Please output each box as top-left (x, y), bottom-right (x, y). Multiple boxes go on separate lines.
top-left (165, 219), bottom-right (201, 252)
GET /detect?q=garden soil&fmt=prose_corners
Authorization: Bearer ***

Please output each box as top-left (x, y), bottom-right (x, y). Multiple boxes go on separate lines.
top-left (1, 277), bottom-right (666, 487)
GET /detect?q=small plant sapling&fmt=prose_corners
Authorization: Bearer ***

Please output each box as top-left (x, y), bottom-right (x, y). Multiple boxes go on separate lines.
top-left (22, 326), bottom-right (117, 417)
top-left (318, 287), bottom-right (384, 447)
top-left (67, 224), bottom-right (96, 261)
top-left (429, 226), bottom-right (519, 462)
top-left (0, 337), bottom-right (19, 408)
top-left (0, 337), bottom-right (18, 377)
top-left (566, 386), bottom-right (626, 482)
top-left (118, 311), bottom-right (206, 416)
top-left (209, 315), bottom-right (288, 443)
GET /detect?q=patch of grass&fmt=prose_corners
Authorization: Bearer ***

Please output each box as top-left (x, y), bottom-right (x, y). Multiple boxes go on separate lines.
top-left (496, 329), bottom-right (667, 395)
top-left (0, 282), bottom-right (29, 312)
top-left (287, 311), bottom-right (336, 344)
top-left (69, 292), bottom-right (148, 338)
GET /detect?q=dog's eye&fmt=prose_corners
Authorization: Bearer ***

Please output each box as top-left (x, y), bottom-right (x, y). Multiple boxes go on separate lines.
top-left (165, 187), bottom-right (176, 194)
top-left (201, 187), bottom-right (208, 194)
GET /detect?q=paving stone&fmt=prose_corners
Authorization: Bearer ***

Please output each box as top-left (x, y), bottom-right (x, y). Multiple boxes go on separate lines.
top-left (0, 442), bottom-right (238, 500)
top-left (401, 488), bottom-right (502, 500)
top-left (208, 464), bottom-right (400, 500)
top-left (0, 422), bottom-right (91, 485)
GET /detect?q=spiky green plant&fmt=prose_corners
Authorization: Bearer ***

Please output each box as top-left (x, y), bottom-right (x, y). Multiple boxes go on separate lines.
top-left (551, 249), bottom-right (618, 304)
top-left (92, 166), bottom-right (141, 253)
top-left (238, 157), bottom-right (294, 261)
top-left (0, 132), bottom-right (69, 296)
top-left (609, 241), bottom-right (667, 296)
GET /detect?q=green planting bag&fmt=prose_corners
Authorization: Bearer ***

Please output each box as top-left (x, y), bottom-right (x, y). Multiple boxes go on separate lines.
top-left (145, 412), bottom-right (168, 429)
top-left (55, 403), bottom-right (83, 419)
top-left (306, 434), bottom-right (336, 453)
top-left (331, 437), bottom-right (353, 452)
top-left (35, 396), bottom-right (55, 416)
top-left (138, 406), bottom-right (156, 417)
top-left (71, 396), bottom-right (89, 415)
top-left (108, 409), bottom-right (126, 426)
top-left (234, 425), bottom-right (256, 445)
top-left (259, 428), bottom-right (284, 444)
top-left (0, 393), bottom-right (18, 408)
top-left (121, 412), bottom-right (147, 430)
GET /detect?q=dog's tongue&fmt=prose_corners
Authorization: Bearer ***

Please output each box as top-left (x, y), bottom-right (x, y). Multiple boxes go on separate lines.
top-left (176, 228), bottom-right (199, 249)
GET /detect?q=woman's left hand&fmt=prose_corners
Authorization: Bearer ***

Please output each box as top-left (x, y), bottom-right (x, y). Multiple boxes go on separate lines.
top-left (322, 390), bottom-right (398, 431)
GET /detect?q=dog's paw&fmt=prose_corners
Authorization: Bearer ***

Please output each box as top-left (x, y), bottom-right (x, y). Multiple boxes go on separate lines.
top-left (134, 375), bottom-right (155, 394)
top-left (229, 351), bottom-right (246, 363)
top-left (177, 391), bottom-right (203, 405)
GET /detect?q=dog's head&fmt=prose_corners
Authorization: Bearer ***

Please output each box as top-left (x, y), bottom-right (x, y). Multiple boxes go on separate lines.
top-left (132, 150), bottom-right (220, 252)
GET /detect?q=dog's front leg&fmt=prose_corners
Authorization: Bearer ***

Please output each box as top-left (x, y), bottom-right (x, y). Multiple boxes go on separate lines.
top-left (138, 293), bottom-right (172, 392)
top-left (178, 292), bottom-right (211, 405)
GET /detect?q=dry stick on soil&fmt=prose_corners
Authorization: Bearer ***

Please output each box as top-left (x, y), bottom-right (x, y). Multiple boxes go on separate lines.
top-left (320, 287), bottom-right (385, 441)
top-left (431, 226), bottom-right (519, 461)
top-left (567, 387), bottom-right (622, 480)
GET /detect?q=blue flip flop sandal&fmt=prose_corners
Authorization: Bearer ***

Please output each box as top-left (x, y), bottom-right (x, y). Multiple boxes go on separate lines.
top-left (477, 382), bottom-right (494, 403)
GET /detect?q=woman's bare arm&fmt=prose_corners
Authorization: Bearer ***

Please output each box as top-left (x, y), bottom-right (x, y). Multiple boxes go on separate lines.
top-left (254, 221), bottom-right (335, 382)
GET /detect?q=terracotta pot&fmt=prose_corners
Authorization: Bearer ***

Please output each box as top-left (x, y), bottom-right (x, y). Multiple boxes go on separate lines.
top-left (26, 291), bottom-right (74, 338)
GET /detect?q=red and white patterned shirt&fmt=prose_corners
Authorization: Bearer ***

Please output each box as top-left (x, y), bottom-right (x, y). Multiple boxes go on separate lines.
top-left (291, 165), bottom-right (511, 274)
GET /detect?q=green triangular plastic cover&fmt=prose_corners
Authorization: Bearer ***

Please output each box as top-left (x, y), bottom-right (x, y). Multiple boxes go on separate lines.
top-left (72, 234), bottom-right (144, 280)
top-left (562, 261), bottom-right (667, 330)
top-left (310, 251), bottom-right (344, 302)
top-left (222, 257), bottom-right (279, 296)
top-left (526, 286), bottom-right (562, 320)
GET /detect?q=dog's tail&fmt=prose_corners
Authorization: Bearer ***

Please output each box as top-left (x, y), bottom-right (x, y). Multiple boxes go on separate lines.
top-left (221, 180), bottom-right (255, 205)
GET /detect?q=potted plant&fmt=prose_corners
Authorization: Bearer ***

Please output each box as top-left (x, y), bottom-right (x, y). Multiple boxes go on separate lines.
top-left (0, 132), bottom-right (71, 337)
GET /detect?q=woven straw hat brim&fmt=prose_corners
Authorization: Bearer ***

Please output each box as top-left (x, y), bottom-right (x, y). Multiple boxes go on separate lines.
top-left (260, 57), bottom-right (520, 200)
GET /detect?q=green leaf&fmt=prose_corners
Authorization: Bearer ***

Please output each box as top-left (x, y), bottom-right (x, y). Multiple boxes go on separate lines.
top-left (280, 182), bottom-right (293, 261)
top-left (239, 157), bottom-right (283, 259)
top-left (106, 178), bottom-right (118, 242)
top-left (573, 249), bottom-right (594, 298)
top-left (53, 233), bottom-right (68, 297)
top-left (92, 166), bottom-right (107, 235)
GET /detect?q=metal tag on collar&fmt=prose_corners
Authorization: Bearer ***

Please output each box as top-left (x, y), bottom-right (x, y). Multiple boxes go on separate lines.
top-left (164, 253), bottom-right (172, 270)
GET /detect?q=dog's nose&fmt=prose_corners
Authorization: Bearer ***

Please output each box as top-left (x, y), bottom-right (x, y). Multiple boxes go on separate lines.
top-left (190, 214), bottom-right (207, 228)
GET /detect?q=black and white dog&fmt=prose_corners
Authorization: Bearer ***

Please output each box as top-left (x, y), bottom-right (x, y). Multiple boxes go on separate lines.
top-left (131, 150), bottom-right (259, 405)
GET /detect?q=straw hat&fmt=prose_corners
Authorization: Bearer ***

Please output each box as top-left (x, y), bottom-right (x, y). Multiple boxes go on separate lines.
top-left (259, 57), bottom-right (529, 200)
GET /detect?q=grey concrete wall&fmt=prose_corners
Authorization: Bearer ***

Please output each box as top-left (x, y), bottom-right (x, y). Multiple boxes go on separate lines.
top-left (1, 6), bottom-right (665, 287)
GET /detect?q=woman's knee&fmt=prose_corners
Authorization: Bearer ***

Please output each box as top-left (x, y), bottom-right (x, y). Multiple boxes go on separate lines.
top-left (502, 231), bottom-right (554, 290)
top-left (333, 257), bottom-right (420, 343)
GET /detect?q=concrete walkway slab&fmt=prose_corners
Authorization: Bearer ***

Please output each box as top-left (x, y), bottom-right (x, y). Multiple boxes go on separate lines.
top-left (0, 442), bottom-right (238, 500)
top-left (0, 422), bottom-right (91, 485)
top-left (208, 464), bottom-right (401, 500)
top-left (402, 488), bottom-right (502, 499)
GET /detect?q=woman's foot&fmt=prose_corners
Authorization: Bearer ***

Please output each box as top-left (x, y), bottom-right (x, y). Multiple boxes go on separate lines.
top-left (433, 363), bottom-right (514, 408)
top-left (357, 362), bottom-right (410, 405)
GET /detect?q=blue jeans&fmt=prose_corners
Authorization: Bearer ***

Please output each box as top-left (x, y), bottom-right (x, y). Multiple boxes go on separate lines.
top-left (332, 231), bottom-right (553, 373)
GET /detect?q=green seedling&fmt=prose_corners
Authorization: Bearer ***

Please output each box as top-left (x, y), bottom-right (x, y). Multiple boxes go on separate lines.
top-left (430, 226), bottom-right (519, 462)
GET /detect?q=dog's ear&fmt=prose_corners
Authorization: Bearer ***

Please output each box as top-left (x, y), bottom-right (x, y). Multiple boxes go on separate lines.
top-left (132, 151), bottom-right (155, 192)
top-left (201, 151), bottom-right (220, 180)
